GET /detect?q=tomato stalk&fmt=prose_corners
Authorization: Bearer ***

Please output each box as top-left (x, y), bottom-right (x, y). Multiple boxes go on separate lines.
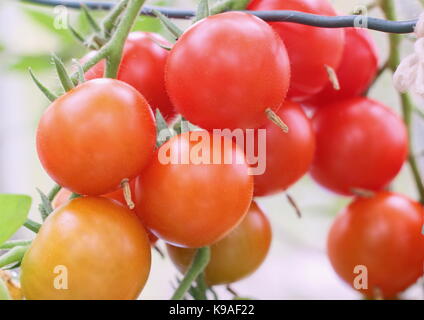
top-left (0, 246), bottom-right (28, 269)
top-left (171, 247), bottom-right (211, 300)
top-left (104, 0), bottom-right (146, 78)
top-left (381, 0), bottom-right (424, 204)
top-left (67, 0), bottom-right (146, 82)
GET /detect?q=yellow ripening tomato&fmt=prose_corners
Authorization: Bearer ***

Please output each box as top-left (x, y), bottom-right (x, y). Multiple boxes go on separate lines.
top-left (21, 197), bottom-right (151, 300)
top-left (167, 202), bottom-right (271, 285)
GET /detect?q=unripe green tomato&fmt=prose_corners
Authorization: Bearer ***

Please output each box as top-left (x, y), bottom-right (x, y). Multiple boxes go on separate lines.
top-left (167, 202), bottom-right (272, 285)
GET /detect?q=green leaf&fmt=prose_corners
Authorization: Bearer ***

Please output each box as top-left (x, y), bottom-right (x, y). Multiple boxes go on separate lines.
top-left (0, 195), bottom-right (32, 246)
top-left (0, 278), bottom-right (11, 300)
top-left (194, 0), bottom-right (210, 23)
top-left (9, 55), bottom-right (52, 72)
top-left (23, 7), bottom-right (74, 44)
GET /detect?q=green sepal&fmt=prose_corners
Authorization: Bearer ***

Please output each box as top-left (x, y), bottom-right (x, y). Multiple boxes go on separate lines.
top-left (155, 109), bottom-right (174, 147)
top-left (81, 4), bottom-right (101, 33)
top-left (28, 68), bottom-right (58, 102)
top-left (36, 188), bottom-right (54, 221)
top-left (152, 9), bottom-right (183, 40)
top-left (194, 0), bottom-right (210, 23)
top-left (52, 54), bottom-right (75, 92)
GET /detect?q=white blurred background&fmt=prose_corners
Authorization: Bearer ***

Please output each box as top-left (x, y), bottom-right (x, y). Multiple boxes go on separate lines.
top-left (0, 0), bottom-right (423, 299)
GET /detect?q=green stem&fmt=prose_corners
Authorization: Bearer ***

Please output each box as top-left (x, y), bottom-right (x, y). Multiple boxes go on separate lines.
top-left (171, 247), bottom-right (211, 300)
top-left (102, 0), bottom-right (130, 37)
top-left (0, 246), bottom-right (28, 268)
top-left (104, 0), bottom-right (146, 78)
top-left (381, 0), bottom-right (424, 203)
top-left (23, 219), bottom-right (41, 233)
top-left (47, 184), bottom-right (62, 202)
top-left (0, 240), bottom-right (32, 250)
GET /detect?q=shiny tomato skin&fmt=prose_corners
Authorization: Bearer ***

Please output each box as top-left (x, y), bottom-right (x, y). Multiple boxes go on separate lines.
top-left (52, 184), bottom-right (158, 245)
top-left (84, 32), bottom-right (175, 120)
top-left (21, 197), bottom-right (151, 300)
top-left (253, 101), bottom-right (315, 196)
top-left (36, 79), bottom-right (156, 196)
top-left (248, 0), bottom-right (345, 101)
top-left (165, 12), bottom-right (290, 130)
top-left (328, 192), bottom-right (424, 298)
top-left (311, 97), bottom-right (408, 195)
top-left (167, 201), bottom-right (271, 285)
top-left (135, 132), bottom-right (254, 248)
top-left (306, 28), bottom-right (379, 106)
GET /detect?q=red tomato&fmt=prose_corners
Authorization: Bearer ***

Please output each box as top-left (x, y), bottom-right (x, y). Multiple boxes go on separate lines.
top-left (306, 28), bottom-right (379, 106)
top-left (165, 12), bottom-right (290, 130)
top-left (84, 32), bottom-right (176, 120)
top-left (328, 192), bottom-right (424, 298)
top-left (21, 197), bottom-right (151, 300)
top-left (52, 184), bottom-right (158, 245)
top-left (135, 131), bottom-right (254, 248)
top-left (36, 79), bottom-right (156, 196)
top-left (252, 101), bottom-right (315, 196)
top-left (248, 0), bottom-right (345, 101)
top-left (311, 97), bottom-right (408, 195)
top-left (167, 201), bottom-right (271, 285)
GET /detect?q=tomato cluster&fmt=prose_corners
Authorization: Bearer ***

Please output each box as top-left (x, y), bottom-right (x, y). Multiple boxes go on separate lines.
top-left (20, 0), bottom-right (423, 300)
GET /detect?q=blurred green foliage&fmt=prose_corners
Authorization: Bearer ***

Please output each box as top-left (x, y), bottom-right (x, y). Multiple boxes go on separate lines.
top-left (8, 1), bottom-right (168, 73)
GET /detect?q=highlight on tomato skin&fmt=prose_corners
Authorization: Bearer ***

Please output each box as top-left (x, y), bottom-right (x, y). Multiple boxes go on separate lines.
top-left (20, 197), bottom-right (152, 300)
top-left (36, 78), bottom-right (157, 196)
top-left (167, 201), bottom-right (272, 285)
top-left (305, 28), bottom-right (379, 107)
top-left (165, 11), bottom-right (291, 130)
top-left (83, 31), bottom-right (176, 121)
top-left (248, 0), bottom-right (345, 101)
top-left (310, 97), bottom-right (408, 196)
top-left (327, 192), bottom-right (424, 299)
top-left (134, 131), bottom-right (254, 248)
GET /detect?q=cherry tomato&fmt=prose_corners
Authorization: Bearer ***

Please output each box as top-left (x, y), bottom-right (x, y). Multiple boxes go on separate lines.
top-left (36, 79), bottom-right (156, 196)
top-left (252, 101), bottom-right (315, 196)
top-left (52, 184), bottom-right (158, 245)
top-left (167, 201), bottom-right (271, 285)
top-left (165, 12), bottom-right (290, 130)
top-left (135, 131), bottom-right (254, 248)
top-left (84, 32), bottom-right (176, 121)
top-left (21, 197), bottom-right (151, 300)
top-left (306, 28), bottom-right (379, 107)
top-left (311, 97), bottom-right (408, 195)
top-left (248, 0), bottom-right (345, 101)
top-left (328, 192), bottom-right (424, 298)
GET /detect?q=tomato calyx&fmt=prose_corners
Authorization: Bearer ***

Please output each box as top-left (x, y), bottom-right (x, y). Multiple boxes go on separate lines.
top-left (121, 178), bottom-right (135, 210)
top-left (265, 108), bottom-right (289, 133)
